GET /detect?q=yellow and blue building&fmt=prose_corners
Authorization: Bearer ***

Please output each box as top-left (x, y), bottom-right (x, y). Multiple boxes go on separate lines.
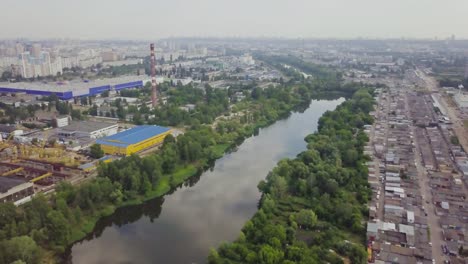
top-left (96, 125), bottom-right (171, 156)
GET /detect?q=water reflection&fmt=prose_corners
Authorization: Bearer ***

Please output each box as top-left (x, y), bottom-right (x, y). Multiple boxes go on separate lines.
top-left (69, 98), bottom-right (344, 264)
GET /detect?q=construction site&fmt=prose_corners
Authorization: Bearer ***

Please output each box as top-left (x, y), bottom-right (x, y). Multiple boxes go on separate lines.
top-left (0, 129), bottom-right (93, 205)
top-left (0, 123), bottom-right (172, 205)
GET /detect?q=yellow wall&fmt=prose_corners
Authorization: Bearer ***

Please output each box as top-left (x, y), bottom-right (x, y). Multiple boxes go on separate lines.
top-left (100, 144), bottom-right (127, 156)
top-left (100, 129), bottom-right (172, 156)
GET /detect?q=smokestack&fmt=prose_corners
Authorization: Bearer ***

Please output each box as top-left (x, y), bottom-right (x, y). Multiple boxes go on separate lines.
top-left (150, 43), bottom-right (157, 107)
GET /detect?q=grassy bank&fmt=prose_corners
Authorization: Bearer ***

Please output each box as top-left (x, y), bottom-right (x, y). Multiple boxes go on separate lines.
top-left (67, 163), bottom-right (200, 245)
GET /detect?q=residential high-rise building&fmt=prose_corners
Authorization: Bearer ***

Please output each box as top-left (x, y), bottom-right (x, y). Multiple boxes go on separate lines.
top-left (101, 51), bottom-right (119, 62)
top-left (15, 43), bottom-right (24, 55)
top-left (31, 43), bottom-right (42, 57)
top-left (20, 51), bottom-right (62, 78)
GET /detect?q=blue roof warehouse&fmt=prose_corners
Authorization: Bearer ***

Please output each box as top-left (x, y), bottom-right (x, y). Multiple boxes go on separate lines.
top-left (96, 125), bottom-right (171, 156)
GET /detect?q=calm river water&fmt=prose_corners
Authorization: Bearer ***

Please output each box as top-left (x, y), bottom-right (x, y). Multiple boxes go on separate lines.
top-left (68, 98), bottom-right (344, 264)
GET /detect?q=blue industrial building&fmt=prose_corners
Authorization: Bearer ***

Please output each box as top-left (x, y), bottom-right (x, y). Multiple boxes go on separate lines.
top-left (0, 86), bottom-right (74, 100)
top-left (0, 79), bottom-right (145, 100)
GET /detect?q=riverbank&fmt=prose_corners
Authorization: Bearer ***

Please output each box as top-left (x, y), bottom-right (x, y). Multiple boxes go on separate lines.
top-left (65, 93), bottom-right (315, 247)
top-left (66, 164), bottom-right (199, 245)
top-left (68, 97), bottom-right (346, 263)
top-left (209, 88), bottom-right (375, 264)
top-left (54, 84), bottom-right (348, 263)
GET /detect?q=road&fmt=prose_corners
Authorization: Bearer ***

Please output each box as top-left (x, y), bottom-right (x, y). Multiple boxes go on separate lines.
top-left (405, 92), bottom-right (445, 264)
top-left (375, 90), bottom-right (389, 221)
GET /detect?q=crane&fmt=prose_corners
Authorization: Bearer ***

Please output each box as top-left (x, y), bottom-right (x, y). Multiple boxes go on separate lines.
top-left (30, 172), bottom-right (53, 183)
top-left (1, 167), bottom-right (23, 177)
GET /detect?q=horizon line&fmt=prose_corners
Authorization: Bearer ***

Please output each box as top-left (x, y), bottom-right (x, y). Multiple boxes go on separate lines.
top-left (0, 36), bottom-right (466, 42)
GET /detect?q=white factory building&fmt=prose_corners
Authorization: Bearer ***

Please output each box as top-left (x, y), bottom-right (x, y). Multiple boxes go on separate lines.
top-left (57, 121), bottom-right (118, 139)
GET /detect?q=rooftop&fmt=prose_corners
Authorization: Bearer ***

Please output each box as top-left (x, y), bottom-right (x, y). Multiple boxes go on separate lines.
top-left (60, 121), bottom-right (117, 133)
top-left (0, 124), bottom-right (18, 134)
top-left (0, 75), bottom-right (147, 96)
top-left (0, 177), bottom-right (28, 193)
top-left (96, 125), bottom-right (170, 147)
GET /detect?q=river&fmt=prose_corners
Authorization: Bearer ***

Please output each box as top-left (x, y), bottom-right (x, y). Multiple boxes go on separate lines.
top-left (68, 98), bottom-right (345, 264)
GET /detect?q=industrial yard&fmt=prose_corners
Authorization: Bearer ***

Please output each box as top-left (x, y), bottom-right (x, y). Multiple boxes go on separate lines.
top-left (0, 120), bottom-right (172, 205)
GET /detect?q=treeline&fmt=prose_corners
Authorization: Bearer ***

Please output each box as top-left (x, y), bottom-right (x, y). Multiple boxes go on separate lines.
top-left (42, 93), bottom-right (83, 120)
top-left (209, 88), bottom-right (375, 264)
top-left (257, 54), bottom-right (340, 81)
top-left (257, 54), bottom-right (379, 97)
top-left (149, 86), bottom-right (229, 126)
top-left (146, 79), bottom-right (335, 127)
top-left (0, 102), bottom-right (40, 123)
top-left (0, 93), bottom-right (84, 124)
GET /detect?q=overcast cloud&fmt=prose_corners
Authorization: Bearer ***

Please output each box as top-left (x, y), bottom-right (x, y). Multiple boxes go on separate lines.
top-left (2, 0), bottom-right (468, 39)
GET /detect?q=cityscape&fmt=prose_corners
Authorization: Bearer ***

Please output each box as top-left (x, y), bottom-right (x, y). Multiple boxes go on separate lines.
top-left (1, 1), bottom-right (468, 264)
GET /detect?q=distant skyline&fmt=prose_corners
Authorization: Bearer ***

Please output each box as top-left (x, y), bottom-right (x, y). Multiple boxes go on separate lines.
top-left (2, 0), bottom-right (468, 40)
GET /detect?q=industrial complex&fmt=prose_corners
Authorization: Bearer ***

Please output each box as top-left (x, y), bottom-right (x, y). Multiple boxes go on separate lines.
top-left (96, 125), bottom-right (171, 156)
top-left (0, 124), bottom-right (172, 205)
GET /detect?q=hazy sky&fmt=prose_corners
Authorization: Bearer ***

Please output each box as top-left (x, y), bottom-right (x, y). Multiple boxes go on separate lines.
top-left (2, 0), bottom-right (468, 40)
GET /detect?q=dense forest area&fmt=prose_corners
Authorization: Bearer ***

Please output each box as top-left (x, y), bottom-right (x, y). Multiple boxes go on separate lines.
top-left (208, 88), bottom-right (375, 264)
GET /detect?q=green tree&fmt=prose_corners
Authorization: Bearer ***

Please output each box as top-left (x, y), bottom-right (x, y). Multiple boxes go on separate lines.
top-left (208, 248), bottom-right (221, 264)
top-left (270, 176), bottom-right (288, 198)
top-left (0, 203), bottom-right (17, 228)
top-left (90, 144), bottom-right (104, 159)
top-left (261, 194), bottom-right (276, 213)
top-left (71, 109), bottom-right (82, 120)
top-left (89, 104), bottom-right (98, 116)
top-left (295, 209), bottom-right (318, 229)
top-left (2, 236), bottom-right (41, 264)
top-left (258, 244), bottom-right (283, 264)
top-left (55, 198), bottom-right (70, 219)
top-left (46, 211), bottom-right (71, 246)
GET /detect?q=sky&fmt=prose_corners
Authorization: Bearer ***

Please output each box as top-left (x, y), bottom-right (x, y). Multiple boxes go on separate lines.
top-left (2, 0), bottom-right (468, 40)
